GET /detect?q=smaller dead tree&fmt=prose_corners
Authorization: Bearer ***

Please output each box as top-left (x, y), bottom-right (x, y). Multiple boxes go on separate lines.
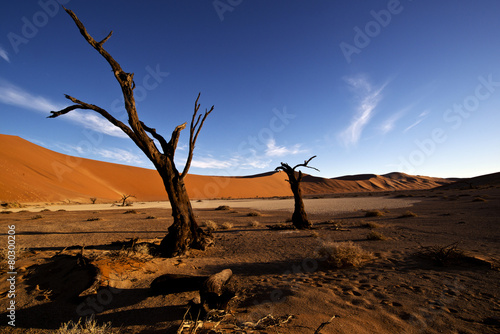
top-left (276, 156), bottom-right (319, 229)
top-left (120, 194), bottom-right (135, 207)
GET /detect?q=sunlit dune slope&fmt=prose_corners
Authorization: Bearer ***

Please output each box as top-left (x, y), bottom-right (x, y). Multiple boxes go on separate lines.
top-left (1, 134), bottom-right (456, 203)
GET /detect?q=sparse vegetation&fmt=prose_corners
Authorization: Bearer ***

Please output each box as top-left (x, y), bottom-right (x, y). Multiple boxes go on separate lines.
top-left (417, 242), bottom-right (469, 266)
top-left (366, 231), bottom-right (387, 240)
top-left (145, 215), bottom-right (156, 219)
top-left (247, 211), bottom-right (261, 217)
top-left (220, 222), bottom-right (234, 230)
top-left (203, 220), bottom-right (218, 231)
top-left (318, 241), bottom-right (373, 268)
top-left (364, 210), bottom-right (384, 217)
top-left (31, 214), bottom-right (43, 220)
top-left (399, 210), bottom-right (418, 218)
top-left (57, 317), bottom-right (120, 334)
top-left (215, 205), bottom-right (231, 211)
top-left (86, 217), bottom-right (100, 221)
top-left (123, 209), bottom-right (138, 214)
top-left (249, 220), bottom-right (260, 227)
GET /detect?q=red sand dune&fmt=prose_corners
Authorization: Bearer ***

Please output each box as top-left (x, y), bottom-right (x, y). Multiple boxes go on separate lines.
top-left (1, 134), bottom-right (454, 203)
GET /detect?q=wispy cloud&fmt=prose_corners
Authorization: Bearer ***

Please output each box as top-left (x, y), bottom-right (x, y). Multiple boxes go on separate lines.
top-left (379, 104), bottom-right (416, 134)
top-left (339, 75), bottom-right (387, 146)
top-left (0, 80), bottom-right (127, 138)
top-left (57, 143), bottom-right (147, 166)
top-left (404, 109), bottom-right (430, 133)
top-left (0, 46), bottom-right (9, 63)
top-left (265, 138), bottom-right (305, 157)
top-left (191, 156), bottom-right (236, 169)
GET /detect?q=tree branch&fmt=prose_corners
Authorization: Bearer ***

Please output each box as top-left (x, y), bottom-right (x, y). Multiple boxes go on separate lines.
top-left (48, 94), bottom-right (138, 142)
top-left (168, 123), bottom-right (187, 157)
top-left (180, 93), bottom-right (214, 179)
top-left (141, 121), bottom-right (169, 154)
top-left (292, 155), bottom-right (319, 172)
top-left (63, 7), bottom-right (143, 141)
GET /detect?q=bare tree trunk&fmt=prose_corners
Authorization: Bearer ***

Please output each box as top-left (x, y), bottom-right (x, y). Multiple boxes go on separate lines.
top-left (48, 7), bottom-right (214, 257)
top-left (276, 156), bottom-right (318, 229)
top-left (290, 178), bottom-right (310, 229)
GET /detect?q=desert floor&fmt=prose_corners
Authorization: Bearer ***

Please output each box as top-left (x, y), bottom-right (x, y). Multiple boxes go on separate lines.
top-left (1, 187), bottom-right (499, 333)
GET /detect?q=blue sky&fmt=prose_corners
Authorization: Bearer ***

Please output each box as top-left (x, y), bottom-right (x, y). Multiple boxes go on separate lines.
top-left (1, 0), bottom-right (499, 178)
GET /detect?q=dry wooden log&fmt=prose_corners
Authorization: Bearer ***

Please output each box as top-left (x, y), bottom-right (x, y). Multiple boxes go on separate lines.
top-left (200, 269), bottom-right (237, 312)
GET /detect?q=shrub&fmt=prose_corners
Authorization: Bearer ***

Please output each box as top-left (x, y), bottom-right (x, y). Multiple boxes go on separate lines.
top-left (145, 215), bottom-right (156, 219)
top-left (203, 220), bottom-right (218, 231)
top-left (399, 210), bottom-right (418, 218)
top-left (318, 241), bottom-right (373, 268)
top-left (366, 231), bottom-right (387, 240)
top-left (247, 211), bottom-right (261, 217)
top-left (215, 205), bottom-right (231, 211)
top-left (31, 215), bottom-right (43, 220)
top-left (220, 222), bottom-right (233, 230)
top-left (58, 317), bottom-right (119, 334)
top-left (86, 217), bottom-right (100, 221)
top-left (123, 210), bottom-right (137, 214)
top-left (365, 210), bottom-right (384, 217)
top-left (416, 242), bottom-right (469, 266)
top-left (249, 220), bottom-right (260, 227)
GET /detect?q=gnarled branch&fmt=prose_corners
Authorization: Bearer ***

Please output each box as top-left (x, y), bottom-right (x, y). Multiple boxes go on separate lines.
top-left (180, 93), bottom-right (214, 179)
top-left (48, 94), bottom-right (137, 141)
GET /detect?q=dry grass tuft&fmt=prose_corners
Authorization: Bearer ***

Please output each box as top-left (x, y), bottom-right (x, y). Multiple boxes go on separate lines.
top-left (318, 241), bottom-right (373, 268)
top-left (220, 222), bottom-right (234, 230)
top-left (247, 211), bottom-right (261, 217)
top-left (203, 220), bottom-right (218, 231)
top-left (366, 231), bottom-right (387, 240)
top-left (399, 210), bottom-right (418, 218)
top-left (364, 210), bottom-right (384, 217)
top-left (416, 242), bottom-right (469, 266)
top-left (58, 317), bottom-right (120, 333)
top-left (248, 220), bottom-right (260, 227)
top-left (215, 205), bottom-right (231, 211)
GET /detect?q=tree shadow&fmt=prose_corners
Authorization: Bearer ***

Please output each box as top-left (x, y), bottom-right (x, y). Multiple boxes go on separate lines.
top-left (0, 286), bottom-right (186, 331)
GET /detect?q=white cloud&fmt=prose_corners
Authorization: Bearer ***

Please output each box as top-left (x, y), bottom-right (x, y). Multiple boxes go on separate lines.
top-left (404, 109), bottom-right (430, 133)
top-left (94, 148), bottom-right (146, 165)
top-left (0, 80), bottom-right (62, 112)
top-left (0, 46), bottom-right (9, 63)
top-left (57, 143), bottom-right (147, 166)
top-left (191, 156), bottom-right (236, 169)
top-left (339, 75), bottom-right (387, 146)
top-left (265, 138), bottom-right (305, 157)
top-left (0, 80), bottom-right (127, 138)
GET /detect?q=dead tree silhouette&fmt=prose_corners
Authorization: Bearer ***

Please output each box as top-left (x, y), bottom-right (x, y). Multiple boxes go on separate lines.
top-left (275, 156), bottom-right (319, 229)
top-left (48, 7), bottom-right (213, 257)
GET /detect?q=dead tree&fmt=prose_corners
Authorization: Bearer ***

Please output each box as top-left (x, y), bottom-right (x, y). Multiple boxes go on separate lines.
top-left (275, 156), bottom-right (319, 229)
top-left (48, 7), bottom-right (214, 257)
top-left (120, 194), bottom-right (135, 207)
